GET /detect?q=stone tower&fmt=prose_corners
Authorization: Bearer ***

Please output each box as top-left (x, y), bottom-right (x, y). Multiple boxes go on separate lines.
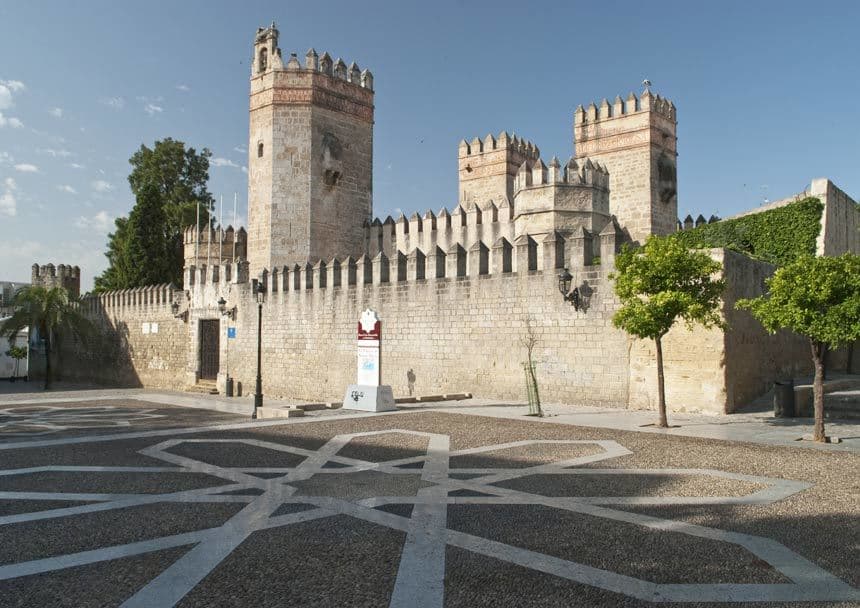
top-left (458, 132), bottom-right (540, 205)
top-left (247, 23), bottom-right (375, 276)
top-left (573, 88), bottom-right (678, 243)
top-left (31, 263), bottom-right (81, 298)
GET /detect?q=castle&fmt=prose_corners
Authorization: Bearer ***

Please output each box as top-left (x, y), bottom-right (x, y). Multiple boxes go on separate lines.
top-left (35, 25), bottom-right (860, 413)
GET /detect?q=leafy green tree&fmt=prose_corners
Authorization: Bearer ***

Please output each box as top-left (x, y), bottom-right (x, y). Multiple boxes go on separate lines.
top-left (95, 138), bottom-right (213, 291)
top-left (125, 184), bottom-right (173, 286)
top-left (611, 237), bottom-right (726, 427)
top-left (0, 286), bottom-right (96, 389)
top-left (95, 217), bottom-right (132, 292)
top-left (737, 254), bottom-right (860, 442)
top-left (5, 344), bottom-right (27, 380)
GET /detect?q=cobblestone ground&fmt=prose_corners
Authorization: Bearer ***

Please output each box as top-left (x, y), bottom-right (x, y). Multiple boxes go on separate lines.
top-left (0, 407), bottom-right (856, 607)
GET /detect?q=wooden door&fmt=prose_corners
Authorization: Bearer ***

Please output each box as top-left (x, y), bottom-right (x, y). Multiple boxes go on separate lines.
top-left (199, 320), bottom-right (220, 380)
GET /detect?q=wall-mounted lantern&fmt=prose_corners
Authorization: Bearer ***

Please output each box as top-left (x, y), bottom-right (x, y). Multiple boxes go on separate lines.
top-left (217, 297), bottom-right (237, 320)
top-left (171, 299), bottom-right (188, 322)
top-left (558, 270), bottom-right (581, 311)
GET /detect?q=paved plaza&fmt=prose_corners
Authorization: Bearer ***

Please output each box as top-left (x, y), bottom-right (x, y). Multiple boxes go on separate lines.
top-left (0, 394), bottom-right (857, 607)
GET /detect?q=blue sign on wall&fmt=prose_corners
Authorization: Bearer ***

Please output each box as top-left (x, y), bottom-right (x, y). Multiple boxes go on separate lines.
top-left (227, 327), bottom-right (236, 339)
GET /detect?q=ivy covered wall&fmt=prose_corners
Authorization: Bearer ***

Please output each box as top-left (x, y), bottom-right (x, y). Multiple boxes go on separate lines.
top-left (672, 197), bottom-right (823, 266)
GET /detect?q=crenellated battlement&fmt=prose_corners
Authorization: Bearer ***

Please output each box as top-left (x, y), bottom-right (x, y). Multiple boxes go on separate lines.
top-left (458, 132), bottom-right (540, 158)
top-left (678, 214), bottom-right (720, 231)
top-left (458, 131), bottom-right (543, 205)
top-left (251, 23), bottom-right (373, 91)
top-left (573, 86), bottom-right (679, 242)
top-left (31, 262), bottom-right (81, 298)
top-left (513, 156), bottom-right (609, 192)
top-left (183, 225), bottom-right (247, 266)
top-left (574, 89), bottom-right (676, 124)
top-left (81, 283), bottom-right (176, 313)
top-left (199, 229), bottom-right (614, 301)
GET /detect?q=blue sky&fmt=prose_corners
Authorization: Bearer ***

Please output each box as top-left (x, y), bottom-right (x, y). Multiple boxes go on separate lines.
top-left (1, 0), bottom-right (858, 290)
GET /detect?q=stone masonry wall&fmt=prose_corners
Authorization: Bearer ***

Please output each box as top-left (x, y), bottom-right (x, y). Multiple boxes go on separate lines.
top-left (195, 267), bottom-right (631, 406)
top-left (37, 285), bottom-right (189, 388)
top-left (720, 250), bottom-right (811, 409)
top-left (43, 249), bottom-right (838, 416)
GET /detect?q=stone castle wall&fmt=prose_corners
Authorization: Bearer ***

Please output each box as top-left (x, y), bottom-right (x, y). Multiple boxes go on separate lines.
top-left (35, 285), bottom-right (189, 388)
top-left (43, 245), bottom-right (850, 416)
top-left (363, 157), bottom-right (613, 267)
top-left (197, 266), bottom-right (630, 406)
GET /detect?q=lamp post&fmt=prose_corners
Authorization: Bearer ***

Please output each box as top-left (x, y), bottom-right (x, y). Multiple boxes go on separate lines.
top-left (218, 297), bottom-right (237, 397)
top-left (252, 276), bottom-right (266, 418)
top-left (558, 269), bottom-right (581, 311)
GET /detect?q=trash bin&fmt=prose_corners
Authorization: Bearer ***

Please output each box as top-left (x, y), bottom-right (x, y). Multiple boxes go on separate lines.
top-left (225, 376), bottom-right (234, 398)
top-left (773, 380), bottom-right (795, 418)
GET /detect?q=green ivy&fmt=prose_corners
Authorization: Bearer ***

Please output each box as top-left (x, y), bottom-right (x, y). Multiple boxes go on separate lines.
top-left (672, 197), bottom-right (823, 266)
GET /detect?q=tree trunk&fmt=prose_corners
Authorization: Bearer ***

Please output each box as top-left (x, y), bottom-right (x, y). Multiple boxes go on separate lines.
top-left (44, 335), bottom-right (52, 390)
top-left (655, 336), bottom-right (669, 428)
top-left (528, 355), bottom-right (542, 416)
top-left (811, 340), bottom-right (826, 442)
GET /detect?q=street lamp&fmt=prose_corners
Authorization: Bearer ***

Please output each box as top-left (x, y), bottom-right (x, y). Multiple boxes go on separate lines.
top-left (558, 269), bottom-right (581, 311)
top-left (217, 297), bottom-right (236, 320)
top-left (252, 275), bottom-right (267, 418)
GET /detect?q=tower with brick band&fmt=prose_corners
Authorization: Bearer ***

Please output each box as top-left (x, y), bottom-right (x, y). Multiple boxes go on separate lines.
top-left (573, 89), bottom-right (678, 243)
top-left (247, 22), bottom-right (375, 276)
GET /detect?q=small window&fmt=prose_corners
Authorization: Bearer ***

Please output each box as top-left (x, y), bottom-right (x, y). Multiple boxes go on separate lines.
top-left (259, 48), bottom-right (268, 72)
top-left (257, 142), bottom-right (264, 158)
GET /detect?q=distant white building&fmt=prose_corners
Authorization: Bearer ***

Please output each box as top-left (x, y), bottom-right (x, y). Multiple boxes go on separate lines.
top-left (0, 281), bottom-right (28, 317)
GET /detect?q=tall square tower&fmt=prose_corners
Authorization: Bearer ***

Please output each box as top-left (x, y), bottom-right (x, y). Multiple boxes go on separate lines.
top-left (247, 24), bottom-right (374, 275)
top-left (573, 88), bottom-right (677, 243)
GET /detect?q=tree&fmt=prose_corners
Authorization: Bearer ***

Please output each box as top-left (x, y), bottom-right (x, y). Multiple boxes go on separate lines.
top-left (737, 254), bottom-right (860, 442)
top-left (0, 286), bottom-right (96, 389)
top-left (520, 317), bottom-right (543, 416)
top-left (5, 344), bottom-right (27, 380)
top-left (95, 138), bottom-right (213, 291)
top-left (611, 237), bottom-right (726, 427)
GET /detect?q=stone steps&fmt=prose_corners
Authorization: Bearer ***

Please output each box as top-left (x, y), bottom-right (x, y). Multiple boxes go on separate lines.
top-left (185, 381), bottom-right (219, 395)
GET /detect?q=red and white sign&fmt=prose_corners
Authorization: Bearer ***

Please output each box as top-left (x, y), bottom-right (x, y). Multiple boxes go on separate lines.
top-left (356, 309), bottom-right (381, 386)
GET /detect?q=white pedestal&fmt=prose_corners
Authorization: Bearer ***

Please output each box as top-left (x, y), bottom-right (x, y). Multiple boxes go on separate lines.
top-left (342, 384), bottom-right (396, 412)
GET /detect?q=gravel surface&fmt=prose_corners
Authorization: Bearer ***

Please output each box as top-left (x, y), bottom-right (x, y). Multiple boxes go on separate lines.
top-left (0, 399), bottom-right (244, 441)
top-left (334, 430), bottom-right (430, 463)
top-left (0, 546), bottom-right (191, 608)
top-left (449, 442), bottom-right (603, 469)
top-left (0, 470), bottom-right (228, 495)
top-left (0, 502), bottom-right (243, 565)
top-left (447, 503), bottom-right (787, 584)
top-left (165, 440), bottom-right (308, 468)
top-left (177, 515), bottom-right (403, 608)
top-left (0, 410), bottom-right (855, 607)
top-left (291, 470), bottom-right (430, 501)
top-left (0, 500), bottom-right (93, 516)
top-left (493, 473), bottom-right (765, 497)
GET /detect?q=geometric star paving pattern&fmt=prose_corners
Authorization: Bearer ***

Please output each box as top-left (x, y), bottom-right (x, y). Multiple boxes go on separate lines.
top-left (0, 429), bottom-right (857, 606)
top-left (0, 405), bottom-right (166, 437)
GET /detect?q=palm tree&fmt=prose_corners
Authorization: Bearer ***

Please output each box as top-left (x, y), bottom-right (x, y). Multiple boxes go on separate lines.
top-left (0, 286), bottom-right (95, 389)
